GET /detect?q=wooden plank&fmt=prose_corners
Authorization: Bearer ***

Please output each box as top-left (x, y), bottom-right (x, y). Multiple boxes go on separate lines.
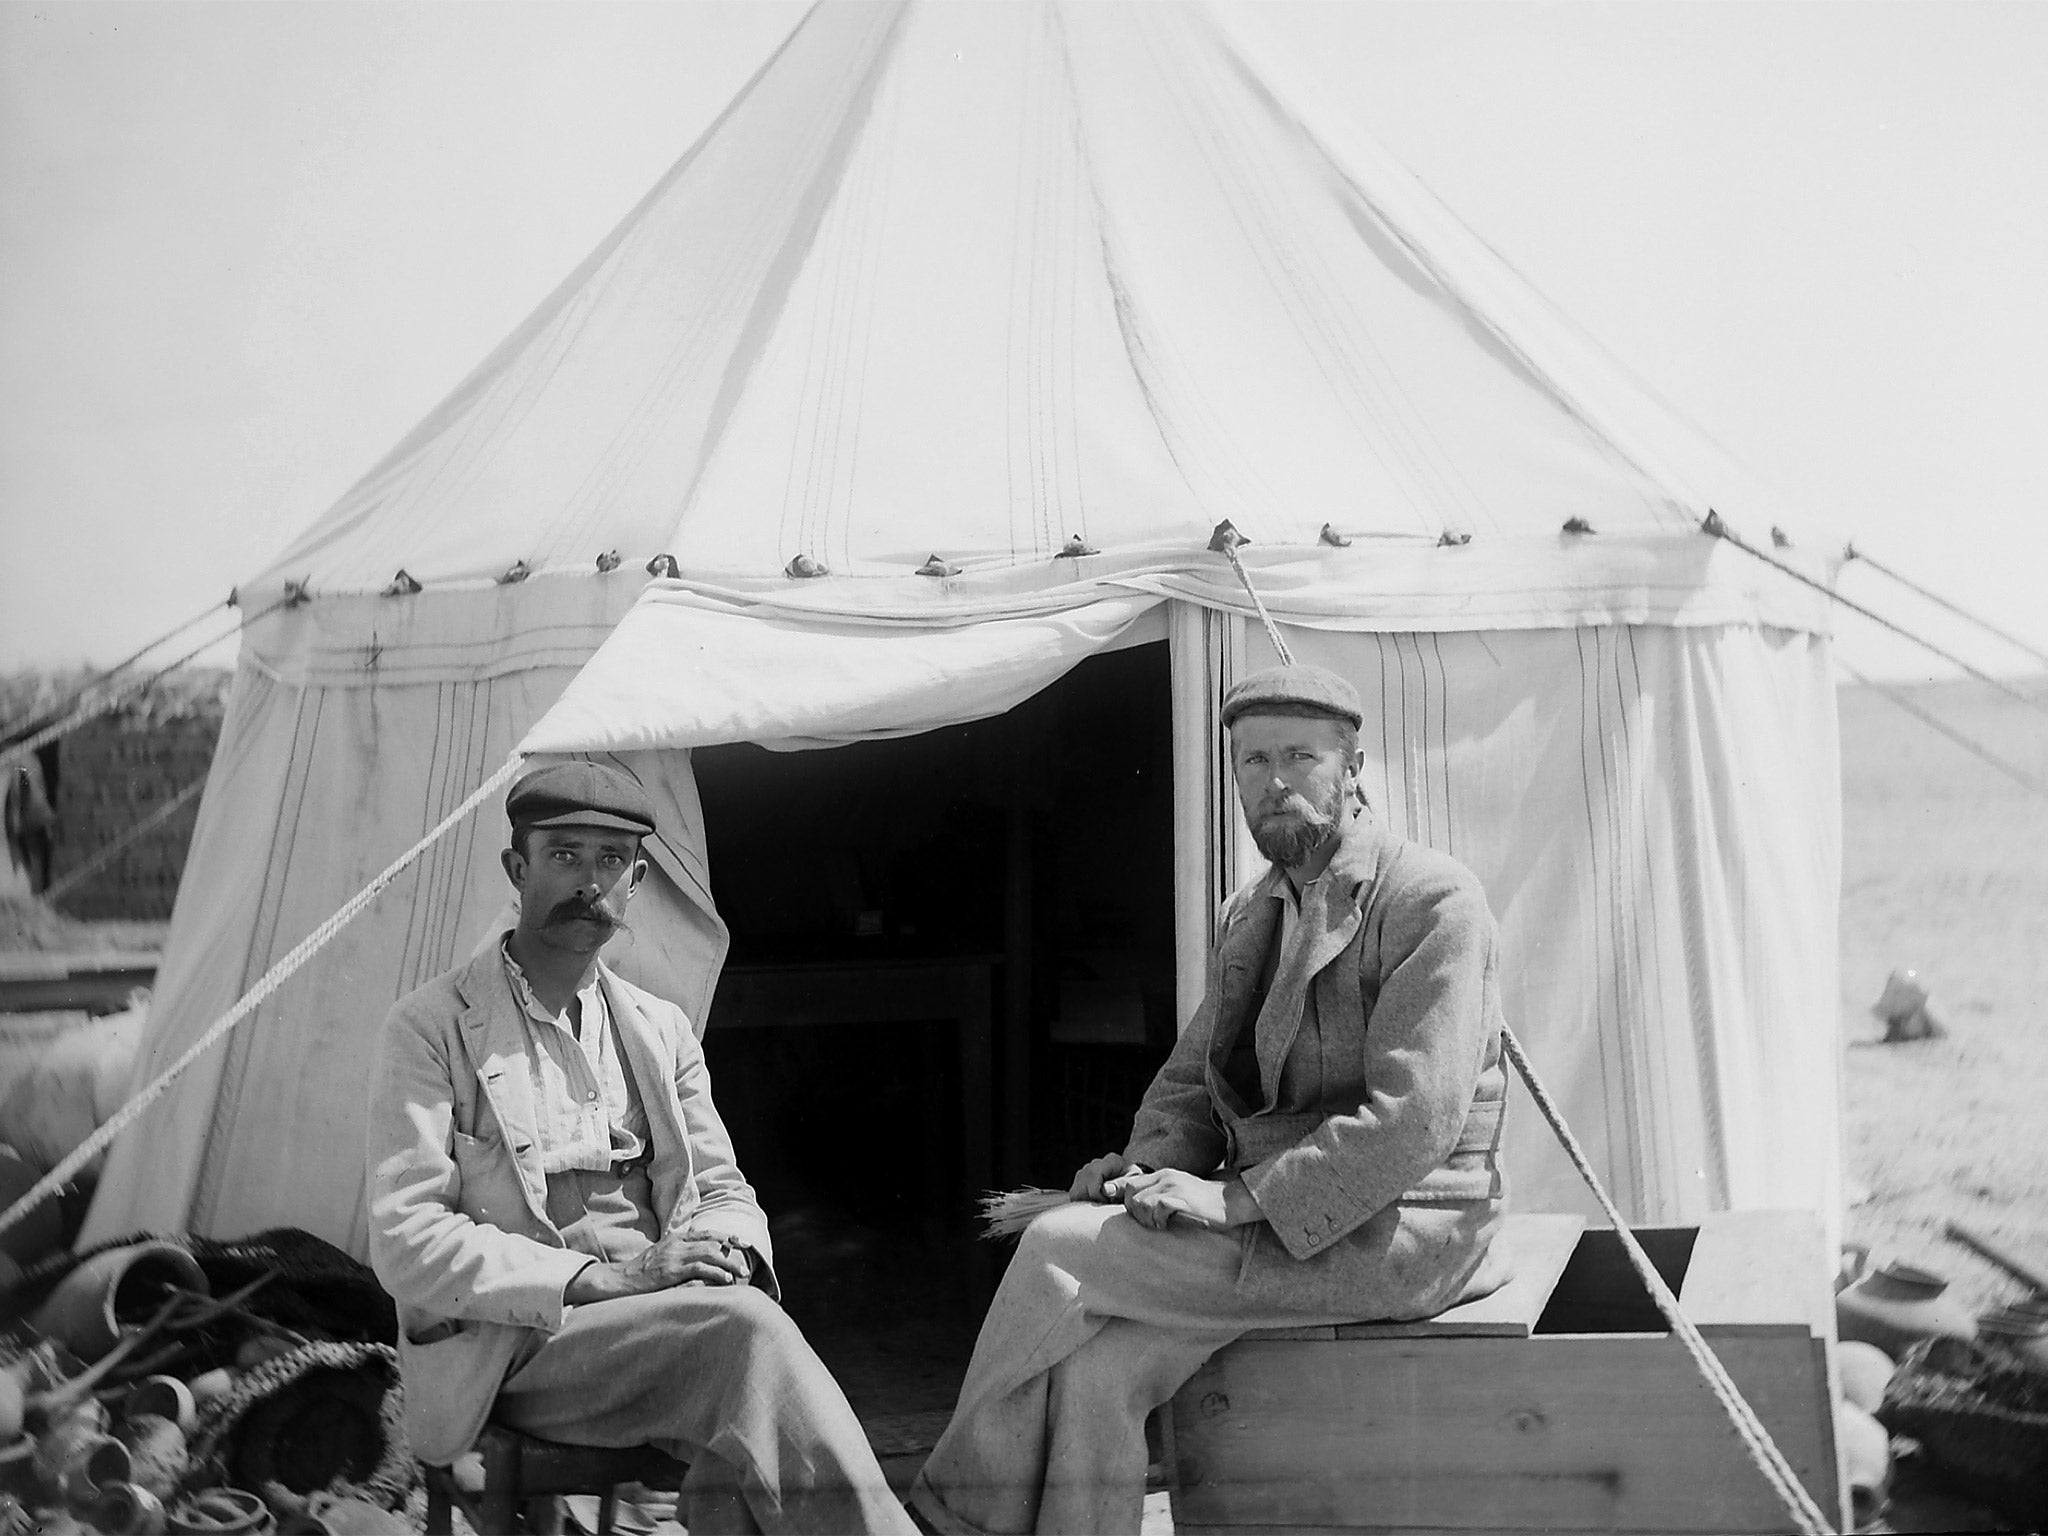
top-left (1169, 1332), bottom-right (1840, 1533)
top-left (1337, 1215), bottom-right (1587, 1339)
top-left (1679, 1209), bottom-right (1833, 1334)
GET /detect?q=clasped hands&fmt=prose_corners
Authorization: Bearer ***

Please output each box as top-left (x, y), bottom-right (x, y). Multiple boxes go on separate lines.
top-left (565, 1229), bottom-right (753, 1304)
top-left (1069, 1152), bottom-right (1261, 1232)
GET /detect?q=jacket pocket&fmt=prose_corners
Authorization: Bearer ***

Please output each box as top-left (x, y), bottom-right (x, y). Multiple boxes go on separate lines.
top-left (449, 1130), bottom-right (533, 1229)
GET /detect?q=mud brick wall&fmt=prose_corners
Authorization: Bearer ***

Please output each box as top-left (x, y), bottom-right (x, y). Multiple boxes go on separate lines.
top-left (48, 690), bottom-right (226, 920)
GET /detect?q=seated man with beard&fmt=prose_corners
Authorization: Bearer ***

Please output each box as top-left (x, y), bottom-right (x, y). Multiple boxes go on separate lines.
top-left (911, 665), bottom-right (1514, 1536)
top-left (367, 762), bottom-right (914, 1535)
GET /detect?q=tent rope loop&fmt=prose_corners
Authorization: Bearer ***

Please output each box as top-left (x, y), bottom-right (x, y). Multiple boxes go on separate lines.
top-left (1207, 520), bottom-right (1293, 664)
top-left (0, 752), bottom-right (527, 1244)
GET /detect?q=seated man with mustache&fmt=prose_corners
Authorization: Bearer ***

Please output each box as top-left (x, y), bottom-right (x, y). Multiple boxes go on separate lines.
top-left (367, 761), bottom-right (914, 1535)
top-left (912, 665), bottom-right (1513, 1536)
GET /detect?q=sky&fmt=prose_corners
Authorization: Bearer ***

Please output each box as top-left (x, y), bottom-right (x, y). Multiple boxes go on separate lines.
top-left (1, 1), bottom-right (2044, 685)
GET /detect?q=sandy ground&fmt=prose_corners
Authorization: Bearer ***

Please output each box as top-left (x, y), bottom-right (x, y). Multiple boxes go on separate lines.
top-left (1837, 680), bottom-right (2048, 1315)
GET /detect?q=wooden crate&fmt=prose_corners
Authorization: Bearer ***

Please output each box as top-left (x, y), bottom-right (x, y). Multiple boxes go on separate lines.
top-left (1168, 1210), bottom-right (1845, 1535)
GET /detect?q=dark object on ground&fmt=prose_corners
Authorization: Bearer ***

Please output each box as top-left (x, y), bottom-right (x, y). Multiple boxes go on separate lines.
top-left (1878, 1335), bottom-right (2048, 1530)
top-left (1872, 969), bottom-right (1944, 1042)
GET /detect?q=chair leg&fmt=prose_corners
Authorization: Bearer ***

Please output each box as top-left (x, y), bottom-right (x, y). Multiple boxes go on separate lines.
top-left (481, 1431), bottom-right (525, 1534)
top-left (424, 1475), bottom-right (454, 1536)
top-left (597, 1487), bottom-right (618, 1535)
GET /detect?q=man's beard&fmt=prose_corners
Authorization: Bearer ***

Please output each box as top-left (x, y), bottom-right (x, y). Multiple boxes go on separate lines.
top-left (1248, 782), bottom-right (1345, 867)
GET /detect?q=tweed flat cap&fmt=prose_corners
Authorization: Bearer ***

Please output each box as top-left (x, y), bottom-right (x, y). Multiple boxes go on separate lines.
top-left (506, 761), bottom-right (657, 837)
top-left (1220, 663), bottom-right (1364, 730)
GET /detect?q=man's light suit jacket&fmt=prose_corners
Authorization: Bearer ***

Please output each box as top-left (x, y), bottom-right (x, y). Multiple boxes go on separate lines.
top-left (366, 945), bottom-right (776, 1465)
top-left (1124, 806), bottom-right (1511, 1319)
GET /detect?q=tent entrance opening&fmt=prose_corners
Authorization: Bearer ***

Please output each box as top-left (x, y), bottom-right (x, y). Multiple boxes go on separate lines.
top-left (692, 640), bottom-right (1177, 1428)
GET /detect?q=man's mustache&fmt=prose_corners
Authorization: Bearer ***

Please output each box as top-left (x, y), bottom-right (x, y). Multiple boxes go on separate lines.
top-left (1255, 794), bottom-right (1332, 827)
top-left (547, 896), bottom-right (621, 927)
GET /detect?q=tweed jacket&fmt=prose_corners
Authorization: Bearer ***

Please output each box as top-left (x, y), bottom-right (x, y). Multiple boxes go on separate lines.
top-left (1124, 805), bottom-right (1510, 1316)
top-left (366, 945), bottom-right (776, 1465)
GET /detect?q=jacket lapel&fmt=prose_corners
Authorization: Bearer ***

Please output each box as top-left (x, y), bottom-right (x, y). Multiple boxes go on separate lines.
top-left (1203, 885), bottom-right (1283, 1110)
top-left (455, 947), bottom-right (552, 1226)
top-left (600, 967), bottom-right (696, 1219)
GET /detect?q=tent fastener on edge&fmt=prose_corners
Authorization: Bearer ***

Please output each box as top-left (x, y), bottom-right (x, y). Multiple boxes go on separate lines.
top-left (383, 570), bottom-right (421, 597)
top-left (785, 553), bottom-right (829, 579)
top-left (596, 550), bottom-right (623, 573)
top-left (646, 554), bottom-right (680, 579)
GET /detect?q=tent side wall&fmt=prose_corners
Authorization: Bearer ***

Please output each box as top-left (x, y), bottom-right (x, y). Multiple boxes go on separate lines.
top-left (80, 577), bottom-right (728, 1253)
top-left (1223, 617), bottom-right (1842, 1230)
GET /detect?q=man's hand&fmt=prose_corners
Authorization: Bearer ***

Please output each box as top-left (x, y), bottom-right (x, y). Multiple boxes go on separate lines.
top-left (563, 1233), bottom-right (752, 1304)
top-left (1069, 1152), bottom-right (1138, 1203)
top-left (1110, 1169), bottom-right (1262, 1232)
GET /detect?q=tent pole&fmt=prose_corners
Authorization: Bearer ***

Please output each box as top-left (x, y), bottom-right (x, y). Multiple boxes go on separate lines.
top-left (1002, 798), bottom-right (1032, 1187)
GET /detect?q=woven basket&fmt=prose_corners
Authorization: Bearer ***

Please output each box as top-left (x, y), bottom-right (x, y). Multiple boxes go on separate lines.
top-left (1878, 1335), bottom-right (2048, 1529)
top-left (187, 1342), bottom-right (415, 1512)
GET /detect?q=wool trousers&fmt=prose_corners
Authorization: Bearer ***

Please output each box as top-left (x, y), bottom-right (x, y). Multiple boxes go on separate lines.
top-left (493, 1283), bottom-right (915, 1536)
top-left (911, 1202), bottom-right (1399, 1536)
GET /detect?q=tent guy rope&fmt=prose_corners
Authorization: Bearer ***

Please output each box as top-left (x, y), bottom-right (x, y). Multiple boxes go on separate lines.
top-left (0, 752), bottom-right (526, 1244)
top-left (41, 775), bottom-right (209, 906)
top-left (0, 597), bottom-right (228, 747)
top-left (0, 593), bottom-right (298, 777)
top-left (1837, 660), bottom-right (2048, 800)
top-left (1497, 1025), bottom-right (1837, 1536)
top-left (1706, 513), bottom-right (2047, 718)
top-left (1848, 545), bottom-right (2048, 673)
top-left (1212, 527), bottom-right (1837, 1536)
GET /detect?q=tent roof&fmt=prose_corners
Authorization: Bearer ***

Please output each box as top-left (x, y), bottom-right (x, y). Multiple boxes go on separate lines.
top-left (248, 0), bottom-right (1831, 627)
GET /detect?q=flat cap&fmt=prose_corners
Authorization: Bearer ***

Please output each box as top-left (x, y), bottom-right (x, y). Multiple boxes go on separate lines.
top-left (506, 761), bottom-right (657, 838)
top-left (1220, 663), bottom-right (1364, 731)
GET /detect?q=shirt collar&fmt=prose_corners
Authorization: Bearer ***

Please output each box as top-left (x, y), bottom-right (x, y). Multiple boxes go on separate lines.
top-left (499, 933), bottom-right (605, 1030)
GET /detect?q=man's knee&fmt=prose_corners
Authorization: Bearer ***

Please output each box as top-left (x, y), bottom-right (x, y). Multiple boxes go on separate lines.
top-left (1017, 1200), bottom-right (1125, 1277)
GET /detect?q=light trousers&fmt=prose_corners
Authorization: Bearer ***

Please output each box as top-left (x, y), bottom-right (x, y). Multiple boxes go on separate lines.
top-left (494, 1283), bottom-right (915, 1536)
top-left (911, 1203), bottom-right (1401, 1536)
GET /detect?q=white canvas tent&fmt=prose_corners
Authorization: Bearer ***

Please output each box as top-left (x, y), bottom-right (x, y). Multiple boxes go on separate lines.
top-left (84, 0), bottom-right (1844, 1256)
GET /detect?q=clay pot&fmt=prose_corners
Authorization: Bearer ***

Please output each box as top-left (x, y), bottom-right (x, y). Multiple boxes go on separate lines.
top-left (126, 1375), bottom-right (198, 1433)
top-left (93, 1482), bottom-right (169, 1535)
top-left (169, 1487), bottom-right (276, 1534)
top-left (1835, 1260), bottom-right (1975, 1356)
top-left (1835, 1340), bottom-right (1895, 1413)
top-left (1976, 1305), bottom-right (2048, 1370)
top-left (116, 1413), bottom-right (188, 1498)
top-left (1836, 1401), bottom-right (1891, 1522)
top-left (31, 1403), bottom-right (112, 1498)
top-left (32, 1240), bottom-right (208, 1362)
